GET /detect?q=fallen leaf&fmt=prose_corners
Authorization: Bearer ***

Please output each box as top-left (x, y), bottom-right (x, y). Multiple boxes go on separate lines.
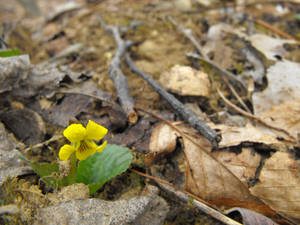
top-left (0, 55), bottom-right (80, 98)
top-left (108, 117), bottom-right (153, 154)
top-left (62, 80), bottom-right (111, 102)
top-left (155, 125), bottom-right (284, 216)
top-left (182, 129), bottom-right (258, 203)
top-left (212, 148), bottom-right (261, 186)
top-left (250, 151), bottom-right (300, 222)
top-left (212, 123), bottom-right (285, 150)
top-left (253, 60), bottom-right (300, 116)
top-left (248, 34), bottom-right (296, 61)
top-left (225, 207), bottom-right (279, 225)
top-left (0, 55), bottom-right (30, 94)
top-left (259, 98), bottom-right (300, 140)
top-left (145, 123), bottom-right (178, 166)
top-left (42, 94), bottom-right (93, 127)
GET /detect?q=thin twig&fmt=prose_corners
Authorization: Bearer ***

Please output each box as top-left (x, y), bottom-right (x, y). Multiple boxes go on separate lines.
top-left (255, 19), bottom-right (300, 44)
top-left (221, 76), bottom-right (252, 113)
top-left (57, 91), bottom-right (117, 107)
top-left (126, 55), bottom-right (220, 148)
top-left (24, 135), bottom-right (63, 153)
top-left (97, 15), bottom-right (138, 124)
top-left (168, 17), bottom-right (247, 91)
top-left (186, 52), bottom-right (247, 90)
top-left (130, 168), bottom-right (242, 225)
top-left (168, 16), bottom-right (209, 61)
top-left (170, 17), bottom-right (250, 113)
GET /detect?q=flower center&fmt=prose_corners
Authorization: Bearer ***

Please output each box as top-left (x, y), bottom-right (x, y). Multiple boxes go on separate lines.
top-left (78, 140), bottom-right (89, 153)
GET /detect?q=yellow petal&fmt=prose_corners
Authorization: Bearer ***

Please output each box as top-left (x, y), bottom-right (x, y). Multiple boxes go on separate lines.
top-left (76, 140), bottom-right (97, 160)
top-left (59, 144), bottom-right (76, 161)
top-left (86, 120), bottom-right (108, 141)
top-left (97, 140), bottom-right (107, 153)
top-left (63, 124), bottom-right (86, 143)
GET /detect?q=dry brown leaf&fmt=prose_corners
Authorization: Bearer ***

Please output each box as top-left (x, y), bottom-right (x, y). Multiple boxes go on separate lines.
top-left (41, 94), bottom-right (93, 127)
top-left (145, 123), bottom-right (177, 166)
top-left (259, 98), bottom-right (300, 140)
top-left (159, 65), bottom-right (210, 97)
top-left (182, 132), bottom-right (258, 203)
top-left (250, 151), bottom-right (300, 222)
top-left (213, 40), bottom-right (234, 70)
top-left (248, 34), bottom-right (295, 61)
top-left (225, 207), bottom-right (279, 225)
top-left (148, 122), bottom-right (297, 219)
top-left (211, 123), bottom-right (285, 150)
top-left (212, 148), bottom-right (261, 186)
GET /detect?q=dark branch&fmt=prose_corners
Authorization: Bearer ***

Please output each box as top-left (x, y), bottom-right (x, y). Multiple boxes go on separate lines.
top-left (97, 15), bottom-right (137, 124)
top-left (125, 54), bottom-right (220, 148)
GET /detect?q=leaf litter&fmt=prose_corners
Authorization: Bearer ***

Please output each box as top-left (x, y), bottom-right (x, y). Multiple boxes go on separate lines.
top-left (1, 0), bottom-right (300, 224)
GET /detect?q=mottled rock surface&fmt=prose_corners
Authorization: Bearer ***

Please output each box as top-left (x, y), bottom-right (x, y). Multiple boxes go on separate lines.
top-left (35, 187), bottom-right (169, 225)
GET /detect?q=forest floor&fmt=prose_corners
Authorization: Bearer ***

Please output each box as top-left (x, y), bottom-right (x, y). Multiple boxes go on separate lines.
top-left (1, 0), bottom-right (300, 224)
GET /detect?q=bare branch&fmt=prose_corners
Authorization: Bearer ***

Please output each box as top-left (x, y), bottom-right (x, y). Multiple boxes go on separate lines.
top-left (130, 169), bottom-right (242, 225)
top-left (125, 54), bottom-right (220, 148)
top-left (97, 15), bottom-right (138, 124)
top-left (168, 16), bottom-right (247, 90)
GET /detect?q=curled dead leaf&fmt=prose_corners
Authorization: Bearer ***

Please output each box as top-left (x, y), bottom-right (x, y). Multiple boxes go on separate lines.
top-left (225, 207), bottom-right (279, 225)
top-left (145, 123), bottom-right (177, 166)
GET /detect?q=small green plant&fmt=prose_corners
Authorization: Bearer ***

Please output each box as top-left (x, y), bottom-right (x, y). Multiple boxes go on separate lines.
top-left (21, 120), bottom-right (132, 194)
top-left (0, 49), bottom-right (20, 57)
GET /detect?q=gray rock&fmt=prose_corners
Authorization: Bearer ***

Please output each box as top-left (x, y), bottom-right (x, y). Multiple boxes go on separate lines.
top-left (132, 194), bottom-right (169, 225)
top-left (35, 192), bottom-right (169, 225)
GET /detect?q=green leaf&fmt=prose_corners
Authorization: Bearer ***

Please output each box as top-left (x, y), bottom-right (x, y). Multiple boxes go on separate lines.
top-left (0, 49), bottom-right (20, 57)
top-left (30, 162), bottom-right (60, 188)
top-left (76, 144), bottom-right (132, 194)
top-left (19, 155), bottom-right (60, 188)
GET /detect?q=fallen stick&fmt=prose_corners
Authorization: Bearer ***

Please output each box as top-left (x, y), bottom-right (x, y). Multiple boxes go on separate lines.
top-left (125, 54), bottom-right (220, 148)
top-left (255, 19), bottom-right (300, 44)
top-left (168, 17), bottom-right (247, 91)
top-left (130, 168), bottom-right (242, 225)
top-left (97, 15), bottom-right (138, 124)
top-left (167, 16), bottom-right (209, 61)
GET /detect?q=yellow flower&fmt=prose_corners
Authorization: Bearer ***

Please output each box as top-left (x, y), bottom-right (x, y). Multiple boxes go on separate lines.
top-left (59, 120), bottom-right (108, 161)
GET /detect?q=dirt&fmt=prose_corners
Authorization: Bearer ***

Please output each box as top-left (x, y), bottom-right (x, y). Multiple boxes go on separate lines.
top-left (1, 0), bottom-right (300, 224)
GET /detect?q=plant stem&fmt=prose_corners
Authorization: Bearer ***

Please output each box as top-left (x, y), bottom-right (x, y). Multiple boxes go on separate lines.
top-left (68, 153), bottom-right (77, 185)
